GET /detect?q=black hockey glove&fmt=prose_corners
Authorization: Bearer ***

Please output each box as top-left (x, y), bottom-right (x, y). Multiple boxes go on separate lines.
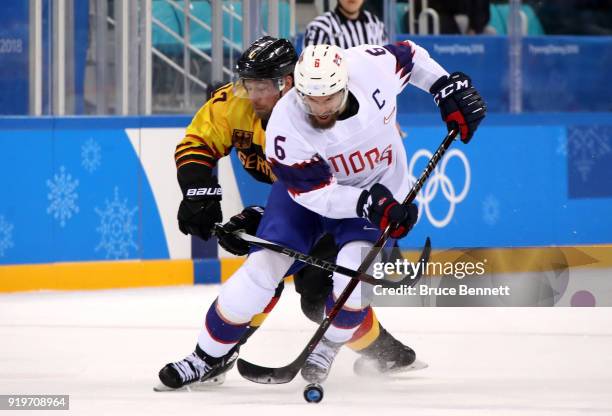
top-left (217, 206), bottom-right (264, 256)
top-left (430, 72), bottom-right (486, 144)
top-left (356, 184), bottom-right (418, 239)
top-left (177, 176), bottom-right (222, 241)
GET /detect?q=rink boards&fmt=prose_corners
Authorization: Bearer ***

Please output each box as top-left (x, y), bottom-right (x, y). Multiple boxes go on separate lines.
top-left (0, 113), bottom-right (610, 291)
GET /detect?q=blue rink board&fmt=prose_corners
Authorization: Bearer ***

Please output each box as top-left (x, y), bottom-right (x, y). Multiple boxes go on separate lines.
top-left (0, 118), bottom-right (169, 265)
top-left (0, 113), bottom-right (610, 265)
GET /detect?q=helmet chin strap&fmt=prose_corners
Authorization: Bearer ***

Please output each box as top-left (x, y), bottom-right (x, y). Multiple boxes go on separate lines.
top-left (338, 88), bottom-right (349, 113)
top-left (277, 77), bottom-right (287, 99)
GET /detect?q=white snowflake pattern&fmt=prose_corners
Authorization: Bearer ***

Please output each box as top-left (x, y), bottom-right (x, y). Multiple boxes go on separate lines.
top-left (0, 215), bottom-right (14, 257)
top-left (482, 194), bottom-right (500, 226)
top-left (46, 166), bottom-right (79, 227)
top-left (95, 187), bottom-right (138, 259)
top-left (568, 127), bottom-right (612, 182)
top-left (556, 135), bottom-right (567, 157)
top-left (81, 137), bottom-right (102, 173)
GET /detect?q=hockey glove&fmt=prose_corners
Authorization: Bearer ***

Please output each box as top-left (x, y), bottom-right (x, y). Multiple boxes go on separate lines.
top-left (218, 206), bottom-right (265, 256)
top-left (357, 184), bottom-right (418, 239)
top-left (430, 72), bottom-right (486, 144)
top-left (177, 176), bottom-right (222, 241)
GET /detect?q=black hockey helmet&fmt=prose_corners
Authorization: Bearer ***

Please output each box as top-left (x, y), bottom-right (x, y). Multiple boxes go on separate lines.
top-left (235, 36), bottom-right (298, 80)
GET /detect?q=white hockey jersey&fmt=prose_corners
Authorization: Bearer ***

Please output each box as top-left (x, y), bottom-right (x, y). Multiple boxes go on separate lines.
top-left (265, 40), bottom-right (448, 219)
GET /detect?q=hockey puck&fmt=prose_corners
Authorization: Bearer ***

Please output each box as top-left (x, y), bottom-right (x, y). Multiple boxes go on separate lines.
top-left (303, 383), bottom-right (324, 403)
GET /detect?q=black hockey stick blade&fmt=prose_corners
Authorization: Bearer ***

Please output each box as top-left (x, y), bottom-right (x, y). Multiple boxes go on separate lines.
top-left (236, 349), bottom-right (310, 384)
top-left (236, 237), bottom-right (432, 385)
top-left (237, 312), bottom-right (339, 384)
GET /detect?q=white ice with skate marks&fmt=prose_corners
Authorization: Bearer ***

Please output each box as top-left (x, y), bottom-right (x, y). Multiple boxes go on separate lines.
top-left (1, 276), bottom-right (612, 415)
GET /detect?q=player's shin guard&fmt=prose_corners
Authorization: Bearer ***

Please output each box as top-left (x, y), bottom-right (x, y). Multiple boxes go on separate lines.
top-left (236, 281), bottom-right (284, 348)
top-left (323, 294), bottom-right (370, 343)
top-left (325, 241), bottom-right (374, 342)
top-left (197, 300), bottom-right (250, 357)
top-left (346, 306), bottom-right (380, 349)
top-left (198, 250), bottom-right (292, 358)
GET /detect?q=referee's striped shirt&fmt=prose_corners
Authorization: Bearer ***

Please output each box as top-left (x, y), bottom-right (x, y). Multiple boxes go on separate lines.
top-left (303, 6), bottom-right (388, 49)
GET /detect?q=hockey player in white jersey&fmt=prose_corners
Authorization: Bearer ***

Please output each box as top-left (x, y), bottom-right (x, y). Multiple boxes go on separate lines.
top-left (157, 40), bottom-right (485, 389)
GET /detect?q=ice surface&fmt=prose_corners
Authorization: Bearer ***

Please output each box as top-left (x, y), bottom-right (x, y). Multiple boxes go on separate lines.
top-left (1, 278), bottom-right (612, 415)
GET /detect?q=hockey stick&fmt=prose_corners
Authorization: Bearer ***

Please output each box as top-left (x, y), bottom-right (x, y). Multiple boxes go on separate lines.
top-left (380, 236), bottom-right (431, 289)
top-left (237, 129), bottom-right (458, 384)
top-left (213, 224), bottom-right (427, 286)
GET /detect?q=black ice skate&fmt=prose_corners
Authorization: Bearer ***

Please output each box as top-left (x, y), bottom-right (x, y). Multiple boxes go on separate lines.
top-left (155, 345), bottom-right (238, 392)
top-left (300, 337), bottom-right (343, 384)
top-left (353, 326), bottom-right (428, 376)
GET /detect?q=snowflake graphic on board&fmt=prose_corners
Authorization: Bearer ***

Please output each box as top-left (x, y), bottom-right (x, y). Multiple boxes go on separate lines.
top-left (568, 126), bottom-right (612, 182)
top-left (482, 194), bottom-right (500, 226)
top-left (95, 187), bottom-right (138, 259)
top-left (46, 166), bottom-right (79, 227)
top-left (81, 137), bottom-right (102, 173)
top-left (0, 215), bottom-right (14, 257)
top-left (556, 135), bottom-right (567, 157)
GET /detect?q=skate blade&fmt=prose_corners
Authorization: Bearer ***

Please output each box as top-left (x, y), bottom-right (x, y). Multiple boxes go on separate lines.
top-left (153, 373), bottom-right (227, 392)
top-left (354, 358), bottom-right (429, 377)
top-left (389, 358), bottom-right (429, 373)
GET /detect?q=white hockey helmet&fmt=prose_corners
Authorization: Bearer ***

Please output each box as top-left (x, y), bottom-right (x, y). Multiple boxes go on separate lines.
top-left (294, 44), bottom-right (349, 115)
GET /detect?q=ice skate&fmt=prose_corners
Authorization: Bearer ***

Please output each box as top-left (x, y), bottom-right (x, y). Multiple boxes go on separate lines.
top-left (300, 337), bottom-right (343, 384)
top-left (353, 327), bottom-right (428, 376)
top-left (154, 345), bottom-right (238, 392)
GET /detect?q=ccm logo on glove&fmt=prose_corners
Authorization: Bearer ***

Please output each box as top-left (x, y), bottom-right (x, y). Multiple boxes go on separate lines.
top-left (430, 71), bottom-right (486, 144)
top-left (432, 79), bottom-right (470, 106)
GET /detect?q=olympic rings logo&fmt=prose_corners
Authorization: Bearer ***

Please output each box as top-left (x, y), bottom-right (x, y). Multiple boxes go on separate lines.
top-left (408, 148), bottom-right (470, 228)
